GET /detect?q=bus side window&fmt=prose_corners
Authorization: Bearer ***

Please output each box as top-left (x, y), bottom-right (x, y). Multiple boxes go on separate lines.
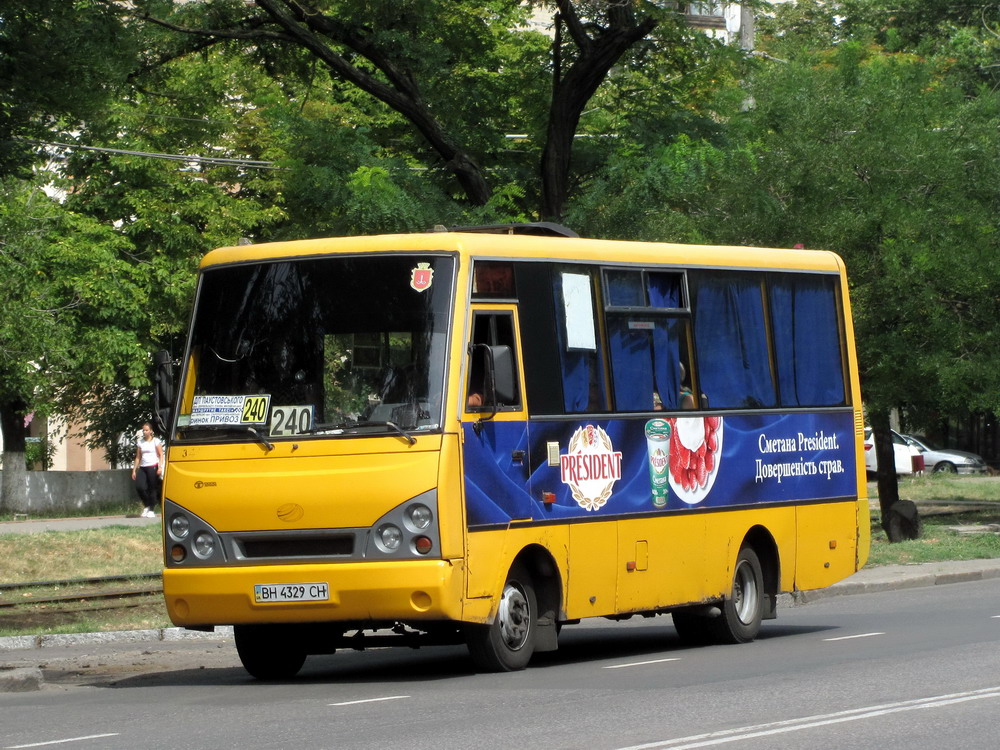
top-left (466, 312), bottom-right (521, 411)
top-left (604, 269), bottom-right (694, 413)
top-left (769, 274), bottom-right (847, 407)
top-left (691, 272), bottom-right (776, 409)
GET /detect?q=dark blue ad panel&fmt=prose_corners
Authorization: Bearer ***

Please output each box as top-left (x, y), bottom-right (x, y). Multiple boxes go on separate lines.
top-left (462, 412), bottom-right (857, 527)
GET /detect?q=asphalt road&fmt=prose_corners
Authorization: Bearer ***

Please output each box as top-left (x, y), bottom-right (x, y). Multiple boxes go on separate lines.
top-left (2, 577), bottom-right (999, 750)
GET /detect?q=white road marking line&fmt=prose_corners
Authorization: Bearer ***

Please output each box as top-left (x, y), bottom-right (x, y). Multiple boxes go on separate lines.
top-left (604, 657), bottom-right (681, 670)
top-left (615, 687), bottom-right (1000, 750)
top-left (5, 734), bottom-right (120, 749)
top-left (329, 695), bottom-right (410, 706)
top-left (823, 631), bottom-right (885, 641)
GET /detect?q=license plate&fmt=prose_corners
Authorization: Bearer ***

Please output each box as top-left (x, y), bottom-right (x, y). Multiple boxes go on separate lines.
top-left (254, 582), bottom-right (330, 603)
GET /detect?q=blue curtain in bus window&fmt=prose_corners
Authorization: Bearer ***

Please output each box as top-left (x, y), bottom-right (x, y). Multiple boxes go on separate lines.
top-left (652, 320), bottom-right (682, 410)
top-left (770, 275), bottom-right (845, 406)
top-left (608, 318), bottom-right (654, 411)
top-left (647, 274), bottom-right (683, 409)
top-left (693, 274), bottom-right (776, 409)
top-left (647, 273), bottom-right (682, 309)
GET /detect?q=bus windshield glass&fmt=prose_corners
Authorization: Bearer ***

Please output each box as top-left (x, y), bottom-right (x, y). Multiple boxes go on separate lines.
top-left (174, 254), bottom-right (454, 441)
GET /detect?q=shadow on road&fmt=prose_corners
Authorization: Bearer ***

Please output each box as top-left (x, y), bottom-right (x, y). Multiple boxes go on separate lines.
top-left (80, 618), bottom-right (837, 690)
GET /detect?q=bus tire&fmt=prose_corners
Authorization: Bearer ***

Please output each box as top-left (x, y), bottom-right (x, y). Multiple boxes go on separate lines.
top-left (710, 547), bottom-right (764, 644)
top-left (672, 610), bottom-right (713, 646)
top-left (465, 564), bottom-right (537, 672)
top-left (234, 624), bottom-right (308, 680)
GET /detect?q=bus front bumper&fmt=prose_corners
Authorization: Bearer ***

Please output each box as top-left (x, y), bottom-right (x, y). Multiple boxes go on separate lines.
top-left (163, 559), bottom-right (465, 628)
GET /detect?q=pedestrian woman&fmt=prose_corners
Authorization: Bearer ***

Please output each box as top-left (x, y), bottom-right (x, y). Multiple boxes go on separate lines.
top-left (132, 422), bottom-right (164, 518)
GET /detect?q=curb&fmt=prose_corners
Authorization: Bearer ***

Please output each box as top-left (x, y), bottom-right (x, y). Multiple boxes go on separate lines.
top-left (788, 561), bottom-right (1000, 604)
top-left (0, 667), bottom-right (43, 693)
top-left (0, 627), bottom-right (234, 692)
top-left (0, 625), bottom-right (233, 654)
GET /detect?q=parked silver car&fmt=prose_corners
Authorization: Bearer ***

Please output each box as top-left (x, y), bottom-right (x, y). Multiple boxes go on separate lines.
top-left (901, 434), bottom-right (988, 474)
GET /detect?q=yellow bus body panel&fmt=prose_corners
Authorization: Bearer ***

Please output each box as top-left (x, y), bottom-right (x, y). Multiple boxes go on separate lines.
top-left (164, 437), bottom-right (440, 532)
top-left (164, 559), bottom-right (464, 627)
top-left (200, 233), bottom-right (848, 275)
top-left (794, 501), bottom-right (862, 591)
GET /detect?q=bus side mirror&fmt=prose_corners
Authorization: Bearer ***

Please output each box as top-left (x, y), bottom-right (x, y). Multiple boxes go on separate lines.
top-left (153, 350), bottom-right (174, 434)
top-left (490, 345), bottom-right (516, 404)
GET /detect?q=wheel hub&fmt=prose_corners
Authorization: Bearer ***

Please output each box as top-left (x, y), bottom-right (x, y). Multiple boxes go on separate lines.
top-left (498, 582), bottom-right (530, 650)
top-left (733, 560), bottom-right (759, 625)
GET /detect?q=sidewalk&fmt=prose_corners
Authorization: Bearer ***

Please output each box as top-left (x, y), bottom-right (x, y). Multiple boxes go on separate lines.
top-left (790, 557), bottom-right (1000, 603)
top-left (0, 514), bottom-right (160, 535)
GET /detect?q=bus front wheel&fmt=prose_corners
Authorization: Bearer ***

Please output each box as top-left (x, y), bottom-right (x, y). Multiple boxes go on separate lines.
top-left (234, 624), bottom-right (308, 680)
top-left (710, 547), bottom-right (764, 644)
top-left (465, 564), bottom-right (537, 672)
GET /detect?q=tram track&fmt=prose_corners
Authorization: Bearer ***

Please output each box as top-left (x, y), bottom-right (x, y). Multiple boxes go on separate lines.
top-left (0, 573), bottom-right (162, 608)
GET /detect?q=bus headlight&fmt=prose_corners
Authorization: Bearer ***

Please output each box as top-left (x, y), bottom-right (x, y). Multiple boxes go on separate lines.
top-left (406, 503), bottom-right (433, 530)
top-left (376, 524), bottom-right (403, 552)
top-left (193, 531), bottom-right (216, 559)
top-left (169, 514), bottom-right (190, 540)
top-left (363, 491), bottom-right (440, 559)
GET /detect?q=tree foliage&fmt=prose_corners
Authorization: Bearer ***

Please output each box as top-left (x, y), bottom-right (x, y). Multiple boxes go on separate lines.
top-left (6, 0), bottom-right (1000, 535)
top-left (0, 0), bottom-right (137, 175)
top-left (0, 180), bottom-right (147, 505)
top-left (110, 0), bottom-right (729, 220)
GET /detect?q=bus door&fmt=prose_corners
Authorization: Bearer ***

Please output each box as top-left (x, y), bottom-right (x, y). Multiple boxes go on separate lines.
top-left (461, 305), bottom-right (533, 598)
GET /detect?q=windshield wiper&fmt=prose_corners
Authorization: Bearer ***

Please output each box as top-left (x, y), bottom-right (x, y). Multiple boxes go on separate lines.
top-left (246, 426), bottom-right (274, 451)
top-left (178, 424), bottom-right (274, 451)
top-left (303, 419), bottom-right (416, 445)
top-left (357, 420), bottom-right (417, 445)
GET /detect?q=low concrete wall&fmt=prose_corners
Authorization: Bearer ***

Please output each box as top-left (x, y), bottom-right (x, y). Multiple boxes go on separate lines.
top-left (0, 470), bottom-right (136, 513)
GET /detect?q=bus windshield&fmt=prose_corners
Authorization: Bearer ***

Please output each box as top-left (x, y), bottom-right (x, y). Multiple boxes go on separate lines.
top-left (174, 254), bottom-right (454, 442)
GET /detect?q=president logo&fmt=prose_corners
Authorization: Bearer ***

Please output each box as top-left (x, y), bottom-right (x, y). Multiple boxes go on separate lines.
top-left (560, 425), bottom-right (623, 512)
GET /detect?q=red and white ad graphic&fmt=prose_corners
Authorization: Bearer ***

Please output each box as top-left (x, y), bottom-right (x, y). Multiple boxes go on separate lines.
top-left (560, 424), bottom-right (623, 511)
top-left (668, 416), bottom-right (723, 504)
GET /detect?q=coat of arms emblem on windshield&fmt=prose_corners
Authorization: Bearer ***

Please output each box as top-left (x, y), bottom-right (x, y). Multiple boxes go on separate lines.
top-left (410, 262), bottom-right (434, 292)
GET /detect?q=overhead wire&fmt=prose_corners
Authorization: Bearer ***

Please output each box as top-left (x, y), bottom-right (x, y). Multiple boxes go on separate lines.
top-left (17, 138), bottom-right (284, 170)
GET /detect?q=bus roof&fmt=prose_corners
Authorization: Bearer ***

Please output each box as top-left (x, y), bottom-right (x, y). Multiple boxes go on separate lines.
top-left (200, 232), bottom-right (846, 274)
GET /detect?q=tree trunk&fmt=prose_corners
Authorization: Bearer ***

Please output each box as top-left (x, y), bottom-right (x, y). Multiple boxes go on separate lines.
top-left (0, 399), bottom-right (29, 512)
top-left (540, 7), bottom-right (658, 221)
top-left (869, 411), bottom-right (918, 542)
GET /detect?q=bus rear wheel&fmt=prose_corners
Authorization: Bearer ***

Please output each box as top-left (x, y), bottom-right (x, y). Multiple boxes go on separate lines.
top-left (234, 624), bottom-right (308, 680)
top-left (709, 547), bottom-right (764, 644)
top-left (465, 564), bottom-right (537, 672)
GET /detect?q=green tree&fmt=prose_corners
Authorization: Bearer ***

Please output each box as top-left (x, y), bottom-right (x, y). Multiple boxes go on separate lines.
top-left (0, 180), bottom-right (147, 509)
top-left (110, 0), bottom-right (729, 221)
top-left (0, 1), bottom-right (142, 505)
top-left (569, 2), bottom-right (1000, 540)
top-left (60, 47), bottom-right (287, 457)
top-left (704, 13), bottom-right (1000, 538)
top-left (0, 0), bottom-right (137, 176)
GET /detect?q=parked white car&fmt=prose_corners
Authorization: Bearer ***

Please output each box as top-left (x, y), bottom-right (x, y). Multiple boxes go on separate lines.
top-left (863, 428), bottom-right (921, 476)
top-left (901, 434), bottom-right (988, 474)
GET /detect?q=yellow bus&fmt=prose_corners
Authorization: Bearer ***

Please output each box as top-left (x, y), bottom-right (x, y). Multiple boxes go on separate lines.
top-left (155, 224), bottom-right (869, 678)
